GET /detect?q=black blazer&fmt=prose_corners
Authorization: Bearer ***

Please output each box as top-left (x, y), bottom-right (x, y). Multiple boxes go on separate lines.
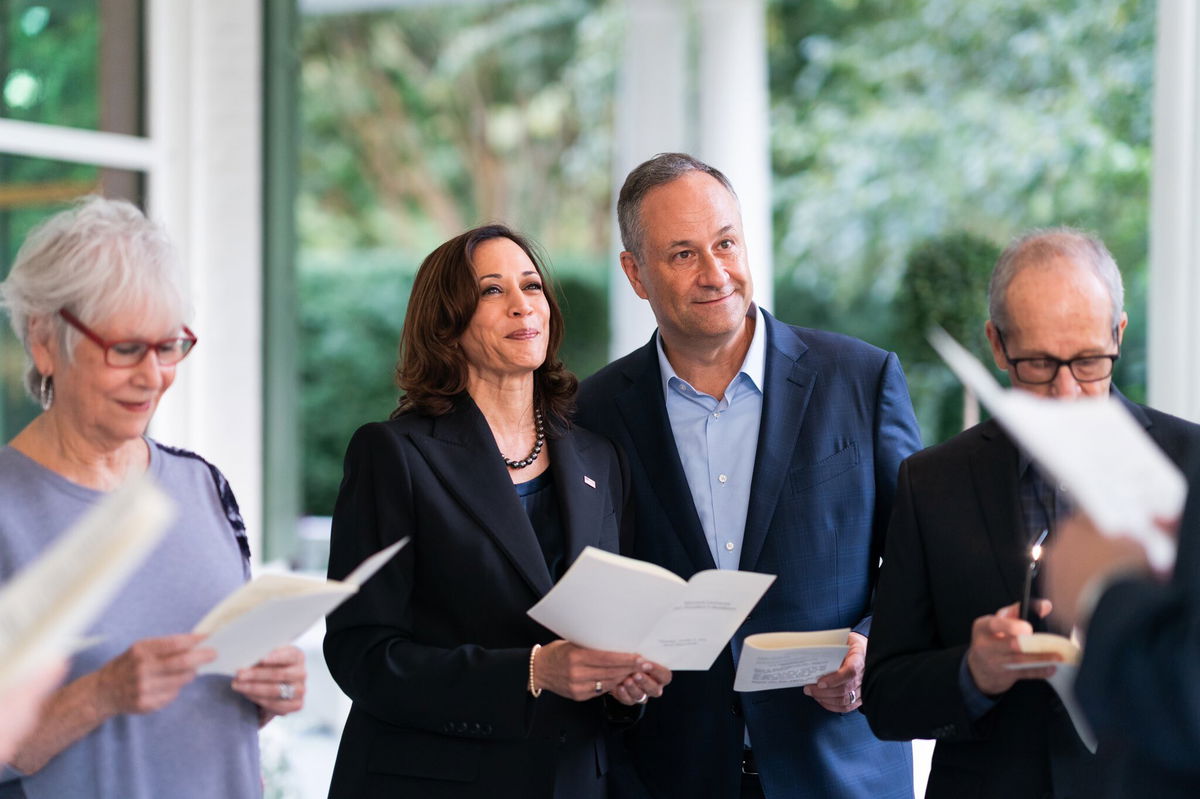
top-left (1076, 453), bottom-right (1200, 797)
top-left (863, 392), bottom-right (1200, 799)
top-left (323, 395), bottom-right (629, 799)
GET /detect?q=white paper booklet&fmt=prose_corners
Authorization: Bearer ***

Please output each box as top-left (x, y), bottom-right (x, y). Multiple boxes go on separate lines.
top-left (194, 537), bottom-right (408, 675)
top-left (1008, 632), bottom-right (1096, 753)
top-left (733, 628), bottom-right (850, 692)
top-left (929, 328), bottom-right (1186, 571)
top-left (526, 546), bottom-right (775, 670)
top-left (0, 474), bottom-right (175, 693)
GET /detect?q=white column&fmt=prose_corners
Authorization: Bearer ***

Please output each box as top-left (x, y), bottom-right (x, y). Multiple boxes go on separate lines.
top-left (696, 0), bottom-right (773, 314)
top-left (1148, 0), bottom-right (1200, 423)
top-left (610, 0), bottom-right (774, 359)
top-left (148, 0), bottom-right (266, 558)
top-left (610, 0), bottom-right (689, 359)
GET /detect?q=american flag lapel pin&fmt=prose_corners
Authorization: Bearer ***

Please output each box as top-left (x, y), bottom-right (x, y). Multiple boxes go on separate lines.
top-left (583, 476), bottom-right (596, 489)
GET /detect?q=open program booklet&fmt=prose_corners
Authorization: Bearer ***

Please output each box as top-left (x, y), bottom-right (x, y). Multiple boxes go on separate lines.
top-left (0, 474), bottom-right (174, 693)
top-left (527, 546), bottom-right (775, 670)
top-left (929, 328), bottom-right (1187, 571)
top-left (194, 537), bottom-right (408, 675)
top-left (733, 628), bottom-right (850, 692)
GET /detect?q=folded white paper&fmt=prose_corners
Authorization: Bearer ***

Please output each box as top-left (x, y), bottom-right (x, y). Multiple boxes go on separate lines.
top-left (733, 628), bottom-right (850, 692)
top-left (0, 474), bottom-right (174, 692)
top-left (195, 537), bottom-right (407, 675)
top-left (527, 547), bottom-right (775, 670)
top-left (929, 328), bottom-right (1185, 571)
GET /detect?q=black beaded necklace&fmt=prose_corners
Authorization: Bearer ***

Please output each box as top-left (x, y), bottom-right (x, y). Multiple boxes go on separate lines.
top-left (502, 408), bottom-right (545, 469)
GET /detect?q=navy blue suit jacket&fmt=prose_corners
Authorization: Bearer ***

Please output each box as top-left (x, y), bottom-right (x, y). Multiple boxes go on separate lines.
top-left (576, 310), bottom-right (921, 799)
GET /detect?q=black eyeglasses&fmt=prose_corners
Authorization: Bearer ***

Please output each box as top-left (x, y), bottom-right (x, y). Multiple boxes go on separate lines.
top-left (995, 328), bottom-right (1119, 385)
top-left (59, 309), bottom-right (198, 368)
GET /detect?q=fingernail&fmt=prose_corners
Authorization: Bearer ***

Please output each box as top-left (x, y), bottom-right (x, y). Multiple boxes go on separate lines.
top-left (817, 681), bottom-right (827, 689)
top-left (642, 662), bottom-right (654, 671)
top-left (803, 687), bottom-right (812, 696)
top-left (634, 673), bottom-right (644, 682)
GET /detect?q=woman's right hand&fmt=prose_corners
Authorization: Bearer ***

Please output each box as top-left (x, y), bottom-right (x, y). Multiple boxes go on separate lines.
top-left (533, 640), bottom-right (671, 703)
top-left (94, 633), bottom-right (216, 716)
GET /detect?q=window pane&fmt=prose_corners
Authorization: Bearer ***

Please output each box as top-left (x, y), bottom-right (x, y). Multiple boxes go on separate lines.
top-left (0, 0), bottom-right (143, 135)
top-left (0, 153), bottom-right (144, 440)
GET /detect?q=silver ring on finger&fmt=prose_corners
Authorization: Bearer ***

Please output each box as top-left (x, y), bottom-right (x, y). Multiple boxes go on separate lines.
top-left (278, 682), bottom-right (295, 701)
top-left (593, 681), bottom-right (604, 694)
top-left (637, 693), bottom-right (649, 704)
top-left (848, 689), bottom-right (857, 704)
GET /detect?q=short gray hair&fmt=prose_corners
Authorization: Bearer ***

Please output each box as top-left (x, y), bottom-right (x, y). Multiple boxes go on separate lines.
top-left (0, 196), bottom-right (189, 399)
top-left (617, 152), bottom-right (738, 260)
top-left (988, 227), bottom-right (1124, 337)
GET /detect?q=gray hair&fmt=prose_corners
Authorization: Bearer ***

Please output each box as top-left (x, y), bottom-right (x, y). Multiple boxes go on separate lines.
top-left (0, 196), bottom-right (189, 399)
top-left (616, 152), bottom-right (739, 260)
top-left (988, 227), bottom-right (1124, 337)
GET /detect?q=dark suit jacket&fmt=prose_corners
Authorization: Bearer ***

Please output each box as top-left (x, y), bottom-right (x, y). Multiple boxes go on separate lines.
top-left (576, 310), bottom-right (922, 799)
top-left (862, 394), bottom-right (1200, 799)
top-left (1076, 454), bottom-right (1200, 797)
top-left (323, 394), bottom-right (629, 799)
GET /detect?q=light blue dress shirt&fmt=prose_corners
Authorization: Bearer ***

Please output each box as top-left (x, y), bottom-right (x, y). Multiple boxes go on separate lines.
top-left (656, 305), bottom-right (766, 571)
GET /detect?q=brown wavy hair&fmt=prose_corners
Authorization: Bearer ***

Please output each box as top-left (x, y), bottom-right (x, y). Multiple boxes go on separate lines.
top-left (391, 224), bottom-right (577, 432)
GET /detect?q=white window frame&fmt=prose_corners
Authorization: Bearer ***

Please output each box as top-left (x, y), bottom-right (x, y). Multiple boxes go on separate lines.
top-left (0, 0), bottom-right (266, 558)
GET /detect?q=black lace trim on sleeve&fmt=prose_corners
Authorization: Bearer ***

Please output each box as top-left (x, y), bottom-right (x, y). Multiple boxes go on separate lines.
top-left (153, 442), bottom-right (252, 567)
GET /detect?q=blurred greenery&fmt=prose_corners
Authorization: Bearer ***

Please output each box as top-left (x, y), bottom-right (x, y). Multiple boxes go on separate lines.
top-left (893, 232), bottom-right (1000, 442)
top-left (297, 0), bottom-right (1156, 512)
top-left (766, 0), bottom-right (1155, 432)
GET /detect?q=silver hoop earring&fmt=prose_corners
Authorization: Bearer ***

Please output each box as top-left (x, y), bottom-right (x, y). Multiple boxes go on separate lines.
top-left (39, 374), bottom-right (53, 411)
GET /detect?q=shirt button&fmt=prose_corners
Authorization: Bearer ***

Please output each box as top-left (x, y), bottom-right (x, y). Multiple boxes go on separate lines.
top-left (718, 474), bottom-right (728, 484)
top-left (713, 411), bottom-right (721, 419)
top-left (725, 541), bottom-right (735, 552)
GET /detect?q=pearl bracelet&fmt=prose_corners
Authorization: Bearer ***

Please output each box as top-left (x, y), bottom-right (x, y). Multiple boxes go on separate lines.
top-left (528, 643), bottom-right (543, 698)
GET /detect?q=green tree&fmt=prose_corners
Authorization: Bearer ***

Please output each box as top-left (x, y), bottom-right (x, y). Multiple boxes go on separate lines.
top-left (767, 0), bottom-right (1155, 436)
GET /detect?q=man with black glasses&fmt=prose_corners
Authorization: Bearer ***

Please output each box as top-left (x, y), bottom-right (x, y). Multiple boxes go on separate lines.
top-left (861, 228), bottom-right (1200, 799)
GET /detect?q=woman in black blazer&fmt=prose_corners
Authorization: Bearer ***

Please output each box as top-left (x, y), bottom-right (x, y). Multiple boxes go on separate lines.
top-left (324, 225), bottom-right (670, 798)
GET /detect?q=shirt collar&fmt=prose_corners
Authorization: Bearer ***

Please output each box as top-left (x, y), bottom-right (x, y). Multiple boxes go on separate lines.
top-left (656, 303), bottom-right (766, 397)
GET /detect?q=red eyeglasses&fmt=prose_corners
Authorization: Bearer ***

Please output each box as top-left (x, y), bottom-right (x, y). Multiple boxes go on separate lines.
top-left (59, 308), bottom-right (198, 368)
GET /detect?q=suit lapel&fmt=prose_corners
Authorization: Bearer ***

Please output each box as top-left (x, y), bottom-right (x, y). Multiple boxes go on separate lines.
top-left (969, 420), bottom-right (1026, 600)
top-left (408, 397), bottom-right (555, 598)
top-left (740, 313), bottom-right (814, 572)
top-left (614, 338), bottom-right (717, 573)
top-left (549, 431), bottom-right (604, 566)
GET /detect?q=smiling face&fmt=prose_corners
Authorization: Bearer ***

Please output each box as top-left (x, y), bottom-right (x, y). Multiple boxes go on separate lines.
top-left (458, 236), bottom-right (552, 386)
top-left (33, 303), bottom-right (183, 450)
top-left (620, 171), bottom-right (754, 348)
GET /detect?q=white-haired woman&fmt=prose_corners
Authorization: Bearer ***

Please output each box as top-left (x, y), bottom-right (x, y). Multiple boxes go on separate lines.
top-left (0, 197), bottom-right (306, 798)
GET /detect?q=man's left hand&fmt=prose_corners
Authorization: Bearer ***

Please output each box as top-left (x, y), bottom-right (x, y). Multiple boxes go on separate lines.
top-left (804, 631), bottom-right (866, 713)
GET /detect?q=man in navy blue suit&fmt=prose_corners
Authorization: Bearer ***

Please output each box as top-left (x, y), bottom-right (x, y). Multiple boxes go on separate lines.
top-left (575, 153), bottom-right (921, 799)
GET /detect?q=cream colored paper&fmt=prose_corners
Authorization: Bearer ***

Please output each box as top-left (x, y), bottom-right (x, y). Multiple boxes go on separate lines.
top-left (733, 628), bottom-right (850, 692)
top-left (527, 547), bottom-right (775, 670)
top-left (1008, 632), bottom-right (1096, 753)
top-left (195, 537), bottom-right (407, 675)
top-left (0, 474), bottom-right (174, 692)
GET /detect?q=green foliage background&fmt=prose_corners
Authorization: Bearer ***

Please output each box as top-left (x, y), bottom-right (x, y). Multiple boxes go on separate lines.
top-left (296, 0), bottom-right (1156, 515)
